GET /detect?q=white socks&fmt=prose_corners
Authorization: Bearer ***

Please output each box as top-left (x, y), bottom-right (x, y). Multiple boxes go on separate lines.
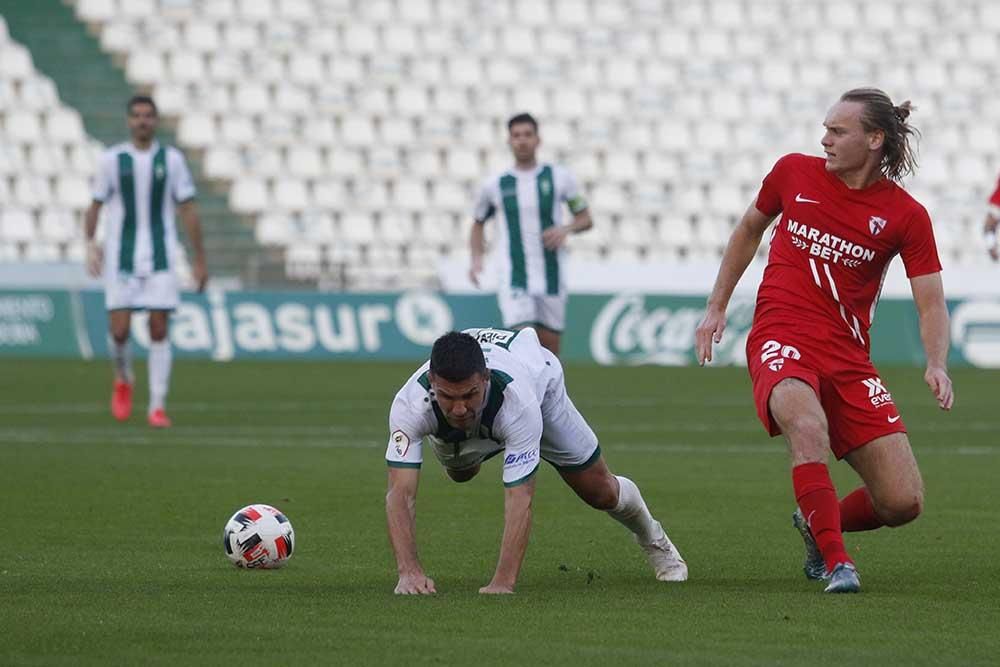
top-left (148, 340), bottom-right (172, 413)
top-left (112, 337), bottom-right (134, 383)
top-left (607, 475), bottom-right (663, 545)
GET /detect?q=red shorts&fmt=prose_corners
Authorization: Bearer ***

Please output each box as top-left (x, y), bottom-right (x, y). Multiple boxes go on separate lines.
top-left (746, 323), bottom-right (906, 459)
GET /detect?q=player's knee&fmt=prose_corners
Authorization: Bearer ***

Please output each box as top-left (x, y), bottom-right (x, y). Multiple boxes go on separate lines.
top-left (879, 491), bottom-right (923, 527)
top-left (583, 479), bottom-right (619, 511)
top-left (148, 324), bottom-right (168, 341)
top-left (784, 415), bottom-right (829, 463)
top-left (447, 465), bottom-right (479, 483)
top-left (111, 330), bottom-right (129, 345)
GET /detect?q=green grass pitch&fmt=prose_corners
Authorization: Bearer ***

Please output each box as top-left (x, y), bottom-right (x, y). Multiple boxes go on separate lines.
top-left (2, 359), bottom-right (998, 665)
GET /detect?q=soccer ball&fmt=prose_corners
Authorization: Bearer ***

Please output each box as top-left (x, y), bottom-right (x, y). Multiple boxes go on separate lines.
top-left (222, 504), bottom-right (295, 569)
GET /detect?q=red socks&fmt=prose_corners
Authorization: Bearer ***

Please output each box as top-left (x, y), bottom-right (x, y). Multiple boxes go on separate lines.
top-left (840, 487), bottom-right (885, 532)
top-left (792, 462), bottom-right (852, 571)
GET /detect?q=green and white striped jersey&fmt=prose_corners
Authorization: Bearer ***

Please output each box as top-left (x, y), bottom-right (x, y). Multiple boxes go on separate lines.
top-left (473, 163), bottom-right (587, 295)
top-left (91, 141), bottom-right (196, 276)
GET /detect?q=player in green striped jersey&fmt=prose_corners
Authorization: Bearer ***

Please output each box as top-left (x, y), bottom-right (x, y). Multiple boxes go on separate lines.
top-left (83, 96), bottom-right (207, 428)
top-left (469, 114), bottom-right (593, 356)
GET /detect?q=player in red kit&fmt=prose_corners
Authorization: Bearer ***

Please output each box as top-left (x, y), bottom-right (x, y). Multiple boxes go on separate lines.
top-left (695, 89), bottom-right (954, 593)
top-left (982, 176), bottom-right (999, 261)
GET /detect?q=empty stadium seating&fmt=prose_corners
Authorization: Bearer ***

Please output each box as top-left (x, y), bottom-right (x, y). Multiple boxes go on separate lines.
top-left (0, 25), bottom-right (102, 265)
top-left (3, 1), bottom-right (999, 286)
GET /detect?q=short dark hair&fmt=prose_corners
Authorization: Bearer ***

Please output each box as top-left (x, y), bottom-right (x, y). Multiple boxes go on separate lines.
top-left (127, 95), bottom-right (158, 115)
top-left (430, 332), bottom-right (486, 382)
top-left (507, 113), bottom-right (538, 133)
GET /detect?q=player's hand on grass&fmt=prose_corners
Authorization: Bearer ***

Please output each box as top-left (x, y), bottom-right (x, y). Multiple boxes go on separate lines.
top-left (478, 582), bottom-right (515, 595)
top-left (192, 256), bottom-right (208, 292)
top-left (924, 366), bottom-right (954, 411)
top-left (541, 226), bottom-right (569, 250)
top-left (85, 240), bottom-right (103, 278)
top-left (695, 305), bottom-right (726, 366)
top-left (394, 572), bottom-right (437, 595)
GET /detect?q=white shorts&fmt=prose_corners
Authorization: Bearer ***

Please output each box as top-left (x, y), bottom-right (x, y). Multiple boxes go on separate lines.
top-left (497, 288), bottom-right (567, 333)
top-left (105, 271), bottom-right (179, 311)
top-left (430, 349), bottom-right (600, 473)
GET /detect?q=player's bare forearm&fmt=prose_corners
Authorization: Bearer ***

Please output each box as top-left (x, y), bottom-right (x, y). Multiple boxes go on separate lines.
top-left (985, 213), bottom-right (999, 260)
top-left (385, 467), bottom-right (424, 575)
top-left (984, 213), bottom-right (999, 234)
top-left (179, 200), bottom-right (206, 263)
top-left (910, 272), bottom-right (955, 409)
top-left (911, 273), bottom-right (949, 368)
top-left (470, 221), bottom-right (486, 258)
top-left (707, 202), bottom-right (774, 311)
top-left (486, 478), bottom-right (535, 592)
top-left (84, 201), bottom-right (101, 240)
top-left (568, 209), bottom-right (593, 233)
top-left (179, 201), bottom-right (208, 290)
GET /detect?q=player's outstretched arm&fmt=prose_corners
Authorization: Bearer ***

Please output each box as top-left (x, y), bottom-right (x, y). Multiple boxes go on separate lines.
top-left (480, 477), bottom-right (536, 594)
top-left (386, 467), bottom-right (436, 595)
top-left (910, 272), bottom-right (954, 411)
top-left (179, 200), bottom-right (208, 292)
top-left (695, 201), bottom-right (776, 365)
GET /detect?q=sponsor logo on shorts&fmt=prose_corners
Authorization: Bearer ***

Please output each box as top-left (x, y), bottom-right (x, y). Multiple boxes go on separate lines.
top-left (862, 377), bottom-right (894, 408)
top-left (887, 415), bottom-right (901, 423)
top-left (504, 450), bottom-right (538, 467)
top-left (391, 430), bottom-right (410, 457)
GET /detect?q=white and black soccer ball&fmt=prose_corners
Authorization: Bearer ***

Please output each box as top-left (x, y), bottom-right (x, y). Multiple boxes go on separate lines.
top-left (222, 504), bottom-right (295, 569)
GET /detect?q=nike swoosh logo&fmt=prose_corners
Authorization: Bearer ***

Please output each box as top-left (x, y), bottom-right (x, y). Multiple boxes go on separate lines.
top-left (795, 193), bottom-right (820, 204)
top-left (887, 415), bottom-right (901, 423)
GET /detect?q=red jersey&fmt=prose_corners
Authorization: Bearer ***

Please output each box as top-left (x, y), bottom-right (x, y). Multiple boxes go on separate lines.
top-left (988, 175), bottom-right (1000, 209)
top-left (753, 154), bottom-right (941, 350)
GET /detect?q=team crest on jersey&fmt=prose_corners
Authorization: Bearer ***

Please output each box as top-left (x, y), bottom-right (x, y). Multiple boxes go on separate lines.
top-left (868, 216), bottom-right (888, 236)
top-left (391, 430), bottom-right (410, 457)
top-left (539, 179), bottom-right (551, 196)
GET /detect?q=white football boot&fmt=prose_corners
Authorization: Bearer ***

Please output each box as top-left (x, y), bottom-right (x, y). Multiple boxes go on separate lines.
top-left (638, 521), bottom-right (688, 582)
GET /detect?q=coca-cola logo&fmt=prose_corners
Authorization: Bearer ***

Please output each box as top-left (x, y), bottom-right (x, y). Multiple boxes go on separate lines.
top-left (589, 294), bottom-right (755, 366)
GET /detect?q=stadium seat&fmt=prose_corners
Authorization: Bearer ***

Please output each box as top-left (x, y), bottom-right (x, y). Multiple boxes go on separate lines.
top-left (125, 51), bottom-right (165, 86)
top-left (311, 180), bottom-right (346, 209)
top-left (0, 208), bottom-right (37, 243)
top-left (45, 109), bottom-right (85, 144)
top-left (273, 178), bottom-right (310, 212)
top-left (229, 178), bottom-right (269, 214)
top-left (56, 175), bottom-right (92, 209)
top-left (255, 213), bottom-right (293, 246)
top-left (5, 110), bottom-right (43, 144)
top-left (39, 209), bottom-right (78, 243)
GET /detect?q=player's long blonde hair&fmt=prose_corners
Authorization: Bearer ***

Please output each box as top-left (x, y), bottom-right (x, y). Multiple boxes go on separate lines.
top-left (840, 88), bottom-right (919, 182)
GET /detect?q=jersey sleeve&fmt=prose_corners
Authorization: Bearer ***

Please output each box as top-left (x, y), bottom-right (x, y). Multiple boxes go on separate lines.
top-left (472, 178), bottom-right (497, 224)
top-left (385, 389), bottom-right (433, 468)
top-left (170, 149), bottom-right (197, 203)
top-left (754, 154), bottom-right (794, 217)
top-left (899, 204), bottom-right (942, 278)
top-left (557, 166), bottom-right (588, 214)
top-left (495, 403), bottom-right (542, 487)
top-left (90, 151), bottom-right (115, 203)
top-left (988, 176), bottom-right (1000, 214)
